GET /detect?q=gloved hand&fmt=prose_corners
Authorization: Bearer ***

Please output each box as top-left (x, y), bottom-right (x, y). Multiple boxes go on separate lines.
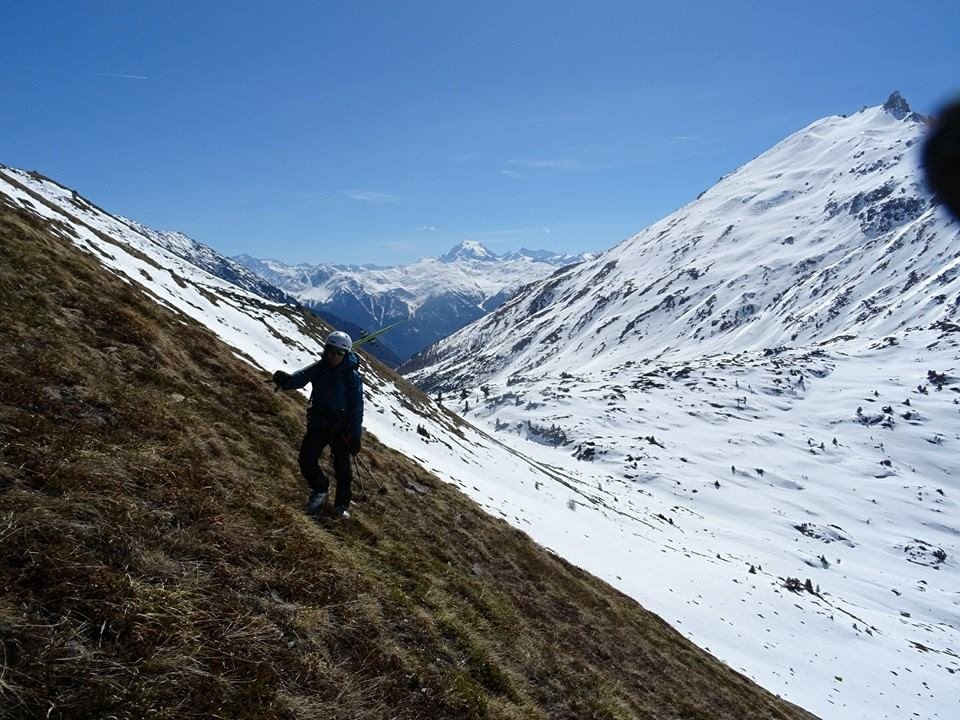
top-left (349, 435), bottom-right (362, 456)
top-left (272, 370), bottom-right (290, 389)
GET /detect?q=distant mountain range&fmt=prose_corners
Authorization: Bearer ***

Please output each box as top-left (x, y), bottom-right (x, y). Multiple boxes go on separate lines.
top-left (234, 241), bottom-right (592, 363)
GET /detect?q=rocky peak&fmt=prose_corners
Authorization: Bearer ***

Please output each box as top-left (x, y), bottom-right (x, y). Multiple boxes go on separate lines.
top-left (882, 90), bottom-right (911, 120)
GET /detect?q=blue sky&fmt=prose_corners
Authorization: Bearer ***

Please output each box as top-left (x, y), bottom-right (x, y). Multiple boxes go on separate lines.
top-left (4, 1), bottom-right (958, 265)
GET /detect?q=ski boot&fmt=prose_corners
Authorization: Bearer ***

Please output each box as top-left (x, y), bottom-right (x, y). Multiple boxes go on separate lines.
top-left (306, 490), bottom-right (327, 516)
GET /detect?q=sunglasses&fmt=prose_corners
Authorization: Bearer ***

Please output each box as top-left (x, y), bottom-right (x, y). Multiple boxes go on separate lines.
top-left (325, 346), bottom-right (346, 357)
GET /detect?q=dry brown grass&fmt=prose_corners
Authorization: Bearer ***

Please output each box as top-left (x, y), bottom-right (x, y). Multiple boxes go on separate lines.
top-left (0, 202), bottom-right (818, 719)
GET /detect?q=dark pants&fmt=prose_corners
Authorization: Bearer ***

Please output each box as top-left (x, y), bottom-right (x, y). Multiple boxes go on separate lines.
top-left (298, 422), bottom-right (352, 507)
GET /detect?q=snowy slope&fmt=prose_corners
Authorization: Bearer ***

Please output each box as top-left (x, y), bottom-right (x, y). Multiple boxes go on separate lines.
top-left (128, 221), bottom-right (296, 305)
top-left (235, 240), bottom-right (590, 362)
top-left (404, 94), bottom-right (960, 720)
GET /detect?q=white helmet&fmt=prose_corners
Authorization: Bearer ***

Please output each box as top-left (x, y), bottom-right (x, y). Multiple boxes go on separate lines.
top-left (325, 330), bottom-right (352, 352)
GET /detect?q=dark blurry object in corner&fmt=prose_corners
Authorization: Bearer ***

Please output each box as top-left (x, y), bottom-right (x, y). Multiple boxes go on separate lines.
top-left (923, 98), bottom-right (960, 220)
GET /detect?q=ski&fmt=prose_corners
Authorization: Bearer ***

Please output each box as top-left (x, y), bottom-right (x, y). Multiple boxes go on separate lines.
top-left (353, 318), bottom-right (407, 348)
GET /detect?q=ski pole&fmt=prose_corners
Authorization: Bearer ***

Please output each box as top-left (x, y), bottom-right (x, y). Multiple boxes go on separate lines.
top-left (354, 455), bottom-right (387, 495)
top-left (352, 455), bottom-right (369, 501)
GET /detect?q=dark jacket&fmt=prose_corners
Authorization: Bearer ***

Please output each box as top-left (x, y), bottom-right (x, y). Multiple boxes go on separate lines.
top-left (278, 351), bottom-right (363, 439)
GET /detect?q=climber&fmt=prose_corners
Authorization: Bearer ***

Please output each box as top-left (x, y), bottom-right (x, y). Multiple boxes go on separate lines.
top-left (272, 330), bottom-right (363, 518)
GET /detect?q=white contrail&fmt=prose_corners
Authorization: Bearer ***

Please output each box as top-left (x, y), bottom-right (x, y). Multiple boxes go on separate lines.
top-left (340, 190), bottom-right (400, 203)
top-left (96, 72), bottom-right (149, 80)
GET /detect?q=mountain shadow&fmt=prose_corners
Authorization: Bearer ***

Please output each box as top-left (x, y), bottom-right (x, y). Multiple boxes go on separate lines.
top-left (0, 203), bottom-right (817, 719)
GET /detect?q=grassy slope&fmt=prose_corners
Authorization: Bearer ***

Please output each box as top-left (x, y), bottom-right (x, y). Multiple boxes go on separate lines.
top-left (0, 204), bottom-right (818, 720)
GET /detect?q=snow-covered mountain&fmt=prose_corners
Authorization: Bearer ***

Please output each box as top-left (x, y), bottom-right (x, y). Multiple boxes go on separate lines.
top-left (234, 240), bottom-right (590, 363)
top-left (405, 93), bottom-right (946, 383)
top-left (404, 93), bottom-right (960, 720)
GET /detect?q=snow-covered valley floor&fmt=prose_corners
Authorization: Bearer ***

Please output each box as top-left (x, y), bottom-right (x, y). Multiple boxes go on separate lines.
top-left (432, 336), bottom-right (959, 720)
